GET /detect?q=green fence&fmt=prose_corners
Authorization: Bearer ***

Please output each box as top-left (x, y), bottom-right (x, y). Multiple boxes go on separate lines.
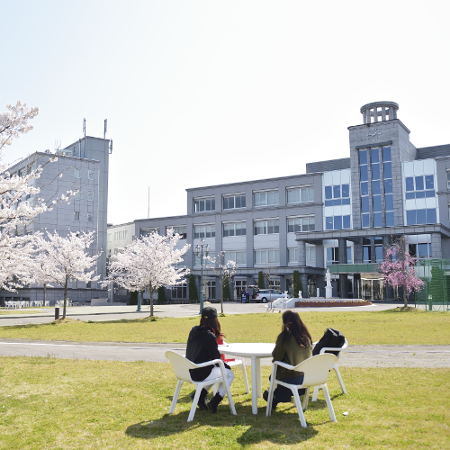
top-left (415, 259), bottom-right (450, 311)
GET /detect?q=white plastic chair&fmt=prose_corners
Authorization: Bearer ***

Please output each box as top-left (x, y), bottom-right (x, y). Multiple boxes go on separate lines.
top-left (165, 351), bottom-right (237, 422)
top-left (266, 353), bottom-right (338, 428)
top-left (311, 337), bottom-right (348, 401)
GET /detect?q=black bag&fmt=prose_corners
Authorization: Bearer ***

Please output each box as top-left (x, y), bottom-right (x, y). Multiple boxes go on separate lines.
top-left (312, 328), bottom-right (345, 356)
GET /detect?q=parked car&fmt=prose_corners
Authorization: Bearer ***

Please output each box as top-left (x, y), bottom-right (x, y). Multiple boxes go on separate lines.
top-left (252, 289), bottom-right (290, 303)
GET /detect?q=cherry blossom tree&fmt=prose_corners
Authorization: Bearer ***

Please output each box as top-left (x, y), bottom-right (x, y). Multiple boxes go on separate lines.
top-left (0, 101), bottom-right (71, 290)
top-left (106, 229), bottom-right (190, 317)
top-left (378, 236), bottom-right (424, 307)
top-left (32, 231), bottom-right (100, 319)
top-left (206, 251), bottom-right (238, 314)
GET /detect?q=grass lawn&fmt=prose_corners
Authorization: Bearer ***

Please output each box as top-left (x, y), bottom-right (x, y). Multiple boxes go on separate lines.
top-left (0, 357), bottom-right (449, 450)
top-left (0, 308), bottom-right (449, 345)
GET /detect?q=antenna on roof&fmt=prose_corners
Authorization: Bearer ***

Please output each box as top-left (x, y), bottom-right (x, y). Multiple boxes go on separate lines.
top-left (104, 119), bottom-right (107, 139)
top-left (83, 118), bottom-right (86, 137)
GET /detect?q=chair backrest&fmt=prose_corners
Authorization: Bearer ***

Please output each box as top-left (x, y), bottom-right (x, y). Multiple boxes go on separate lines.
top-left (165, 351), bottom-right (197, 383)
top-left (291, 354), bottom-right (338, 387)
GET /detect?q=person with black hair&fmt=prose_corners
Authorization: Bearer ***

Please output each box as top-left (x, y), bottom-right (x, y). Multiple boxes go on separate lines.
top-left (185, 306), bottom-right (234, 413)
top-left (263, 310), bottom-right (313, 409)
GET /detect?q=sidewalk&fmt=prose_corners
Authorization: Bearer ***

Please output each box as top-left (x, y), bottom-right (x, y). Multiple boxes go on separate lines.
top-left (0, 301), bottom-right (401, 327)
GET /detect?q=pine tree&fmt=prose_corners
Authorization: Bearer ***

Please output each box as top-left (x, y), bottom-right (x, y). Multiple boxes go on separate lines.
top-left (258, 271), bottom-right (265, 289)
top-left (189, 274), bottom-right (198, 303)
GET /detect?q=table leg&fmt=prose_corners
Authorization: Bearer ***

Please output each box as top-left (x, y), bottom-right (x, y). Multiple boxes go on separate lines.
top-left (251, 356), bottom-right (258, 414)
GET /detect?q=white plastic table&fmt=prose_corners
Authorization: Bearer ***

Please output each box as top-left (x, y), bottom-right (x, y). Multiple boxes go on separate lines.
top-left (218, 342), bottom-right (275, 414)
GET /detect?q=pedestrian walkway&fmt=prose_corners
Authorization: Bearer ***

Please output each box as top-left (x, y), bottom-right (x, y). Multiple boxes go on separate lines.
top-left (0, 301), bottom-right (400, 327)
top-left (0, 338), bottom-right (449, 368)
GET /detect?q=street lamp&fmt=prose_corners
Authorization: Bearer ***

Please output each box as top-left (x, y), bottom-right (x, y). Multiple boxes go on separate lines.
top-left (194, 239), bottom-right (209, 314)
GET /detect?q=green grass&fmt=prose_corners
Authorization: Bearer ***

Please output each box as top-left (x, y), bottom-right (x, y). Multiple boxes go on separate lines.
top-left (1, 309), bottom-right (450, 345)
top-left (0, 357), bottom-right (449, 449)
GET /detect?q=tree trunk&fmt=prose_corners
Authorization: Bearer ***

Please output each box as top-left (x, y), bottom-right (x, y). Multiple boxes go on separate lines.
top-left (220, 279), bottom-right (224, 314)
top-left (149, 284), bottom-right (154, 317)
top-left (63, 279), bottom-right (68, 319)
top-left (43, 283), bottom-right (47, 306)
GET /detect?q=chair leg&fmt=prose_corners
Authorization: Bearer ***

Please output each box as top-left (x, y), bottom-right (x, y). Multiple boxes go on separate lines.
top-left (169, 380), bottom-right (183, 414)
top-left (188, 386), bottom-right (202, 422)
top-left (321, 383), bottom-right (337, 422)
top-left (222, 377), bottom-right (237, 416)
top-left (240, 362), bottom-right (250, 394)
top-left (333, 365), bottom-right (347, 394)
top-left (291, 387), bottom-right (307, 428)
top-left (302, 387), bottom-right (311, 412)
top-left (265, 381), bottom-right (276, 417)
top-left (311, 385), bottom-right (320, 402)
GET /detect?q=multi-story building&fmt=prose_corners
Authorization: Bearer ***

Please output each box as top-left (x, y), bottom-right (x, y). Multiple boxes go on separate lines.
top-left (0, 135), bottom-right (111, 305)
top-left (108, 101), bottom-right (450, 303)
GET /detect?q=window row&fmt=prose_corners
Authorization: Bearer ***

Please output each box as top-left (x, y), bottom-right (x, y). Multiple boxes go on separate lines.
top-left (114, 230), bottom-right (128, 240)
top-left (324, 184), bottom-right (350, 206)
top-left (194, 186), bottom-right (314, 213)
top-left (405, 175), bottom-right (435, 199)
top-left (325, 215), bottom-right (351, 230)
top-left (74, 168), bottom-right (96, 180)
top-left (406, 208), bottom-right (437, 226)
top-left (74, 211), bottom-right (94, 222)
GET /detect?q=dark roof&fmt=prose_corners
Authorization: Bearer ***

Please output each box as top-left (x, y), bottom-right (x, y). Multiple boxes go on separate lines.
top-left (416, 144), bottom-right (450, 160)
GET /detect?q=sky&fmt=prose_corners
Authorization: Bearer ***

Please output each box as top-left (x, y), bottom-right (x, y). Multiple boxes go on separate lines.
top-left (1, 0), bottom-right (450, 225)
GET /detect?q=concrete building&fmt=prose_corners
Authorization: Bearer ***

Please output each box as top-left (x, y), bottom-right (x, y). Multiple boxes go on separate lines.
top-left (108, 101), bottom-right (450, 303)
top-left (0, 135), bottom-right (111, 305)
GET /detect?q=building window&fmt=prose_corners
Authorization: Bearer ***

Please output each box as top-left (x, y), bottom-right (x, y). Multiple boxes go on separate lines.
top-left (74, 211), bottom-right (79, 221)
top-left (288, 248), bottom-right (298, 263)
top-left (223, 222), bottom-right (246, 237)
top-left (168, 226), bottom-right (187, 239)
top-left (74, 168), bottom-right (81, 178)
top-left (254, 219), bottom-right (279, 235)
top-left (223, 194), bottom-right (246, 210)
top-left (406, 209), bottom-right (437, 225)
top-left (383, 147), bottom-right (394, 227)
top-left (371, 148), bottom-right (382, 228)
top-left (287, 216), bottom-right (315, 232)
top-left (194, 197), bottom-right (215, 213)
top-left (405, 175), bottom-right (435, 199)
top-left (114, 230), bottom-right (128, 240)
top-left (195, 252), bottom-right (215, 266)
top-left (325, 215), bottom-right (351, 230)
top-left (363, 238), bottom-right (371, 263)
top-left (287, 187), bottom-right (314, 204)
top-left (87, 213), bottom-right (93, 222)
top-left (171, 284), bottom-right (187, 299)
top-left (88, 191), bottom-right (94, 202)
top-left (253, 190), bottom-right (278, 207)
top-left (255, 249), bottom-right (280, 265)
top-left (194, 225), bottom-right (215, 239)
top-left (447, 172), bottom-right (450, 189)
top-left (375, 237), bottom-right (384, 263)
top-left (107, 234), bottom-right (112, 242)
top-left (88, 169), bottom-right (95, 180)
top-left (359, 150), bottom-right (370, 228)
top-left (409, 243), bottom-right (432, 259)
top-left (324, 184), bottom-right (349, 206)
top-left (74, 190), bottom-right (80, 201)
top-left (224, 251), bottom-right (246, 266)
top-left (326, 247), bottom-right (339, 266)
top-left (140, 228), bottom-right (159, 237)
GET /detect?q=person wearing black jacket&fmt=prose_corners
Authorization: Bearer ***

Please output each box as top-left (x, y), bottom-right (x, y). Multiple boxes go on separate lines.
top-left (186, 306), bottom-right (234, 413)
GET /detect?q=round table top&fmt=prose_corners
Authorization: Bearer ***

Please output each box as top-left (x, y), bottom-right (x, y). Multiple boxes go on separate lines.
top-left (218, 342), bottom-right (275, 358)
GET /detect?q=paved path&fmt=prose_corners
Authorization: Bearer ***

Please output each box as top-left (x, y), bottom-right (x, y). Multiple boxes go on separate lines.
top-left (0, 301), bottom-right (400, 327)
top-left (1, 338), bottom-right (449, 368)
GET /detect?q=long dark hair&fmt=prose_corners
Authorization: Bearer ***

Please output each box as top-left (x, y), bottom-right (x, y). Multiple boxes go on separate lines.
top-left (200, 317), bottom-right (223, 338)
top-left (281, 310), bottom-right (312, 348)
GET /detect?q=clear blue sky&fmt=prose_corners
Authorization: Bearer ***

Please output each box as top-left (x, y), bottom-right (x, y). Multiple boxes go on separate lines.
top-left (2, 0), bottom-right (450, 225)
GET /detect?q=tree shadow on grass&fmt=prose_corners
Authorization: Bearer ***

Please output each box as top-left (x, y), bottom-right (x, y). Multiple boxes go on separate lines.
top-left (126, 393), bottom-right (322, 446)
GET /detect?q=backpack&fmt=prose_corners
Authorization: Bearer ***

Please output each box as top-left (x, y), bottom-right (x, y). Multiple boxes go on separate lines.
top-left (312, 328), bottom-right (345, 356)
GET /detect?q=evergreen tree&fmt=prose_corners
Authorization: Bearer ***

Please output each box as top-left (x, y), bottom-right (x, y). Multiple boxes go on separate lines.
top-left (128, 291), bottom-right (138, 305)
top-left (158, 286), bottom-right (167, 304)
top-left (189, 274), bottom-right (198, 303)
top-left (293, 270), bottom-right (302, 298)
top-left (258, 271), bottom-right (265, 289)
top-left (222, 273), bottom-right (231, 300)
